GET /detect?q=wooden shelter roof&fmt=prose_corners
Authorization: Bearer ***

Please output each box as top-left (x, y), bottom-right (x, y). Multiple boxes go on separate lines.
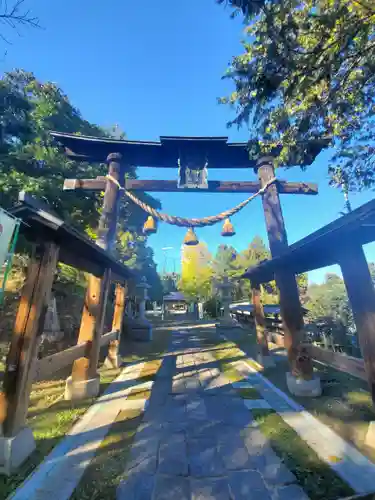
top-left (243, 198), bottom-right (375, 283)
top-left (50, 132), bottom-right (328, 168)
top-left (10, 192), bottom-right (133, 280)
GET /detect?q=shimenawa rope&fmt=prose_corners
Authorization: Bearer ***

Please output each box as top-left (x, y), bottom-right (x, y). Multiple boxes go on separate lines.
top-left (105, 174), bottom-right (277, 228)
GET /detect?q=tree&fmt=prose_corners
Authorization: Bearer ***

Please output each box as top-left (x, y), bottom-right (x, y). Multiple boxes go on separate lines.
top-left (306, 273), bottom-right (354, 346)
top-left (212, 244), bottom-right (238, 281)
top-left (218, 0), bottom-right (375, 191)
top-left (0, 69), bottom-right (162, 299)
top-left (179, 242), bottom-right (213, 302)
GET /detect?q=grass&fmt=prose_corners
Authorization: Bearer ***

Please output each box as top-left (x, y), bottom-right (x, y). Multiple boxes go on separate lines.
top-left (236, 387), bottom-right (261, 399)
top-left (263, 351), bottom-right (375, 462)
top-left (251, 408), bottom-right (355, 500)
top-left (71, 407), bottom-right (143, 500)
top-left (224, 325), bottom-right (375, 463)
top-left (0, 363), bottom-right (121, 499)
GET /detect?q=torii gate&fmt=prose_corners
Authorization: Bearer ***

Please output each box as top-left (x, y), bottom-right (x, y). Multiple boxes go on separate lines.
top-left (51, 132), bottom-right (326, 382)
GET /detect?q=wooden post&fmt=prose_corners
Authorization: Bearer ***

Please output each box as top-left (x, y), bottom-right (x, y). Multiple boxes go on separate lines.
top-left (0, 242), bottom-right (58, 473)
top-left (338, 244), bottom-right (375, 403)
top-left (97, 152), bottom-right (123, 252)
top-left (112, 283), bottom-right (127, 333)
top-left (251, 283), bottom-right (270, 357)
top-left (66, 269), bottom-right (111, 399)
top-left (256, 157), bottom-right (310, 377)
top-left (104, 283), bottom-right (127, 369)
top-left (66, 152), bottom-right (124, 398)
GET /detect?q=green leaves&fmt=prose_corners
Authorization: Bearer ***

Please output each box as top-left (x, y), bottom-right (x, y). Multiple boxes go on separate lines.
top-left (218, 0), bottom-right (375, 185)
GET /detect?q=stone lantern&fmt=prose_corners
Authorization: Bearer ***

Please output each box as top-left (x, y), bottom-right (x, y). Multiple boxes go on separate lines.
top-left (216, 276), bottom-right (241, 329)
top-left (129, 277), bottom-right (152, 341)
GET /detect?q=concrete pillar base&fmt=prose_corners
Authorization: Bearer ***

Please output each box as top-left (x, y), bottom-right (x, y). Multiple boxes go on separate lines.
top-left (286, 372), bottom-right (322, 397)
top-left (64, 375), bottom-right (100, 401)
top-left (0, 426), bottom-right (35, 475)
top-left (365, 421), bottom-right (375, 449)
top-left (256, 353), bottom-right (275, 369)
top-left (104, 354), bottom-right (122, 369)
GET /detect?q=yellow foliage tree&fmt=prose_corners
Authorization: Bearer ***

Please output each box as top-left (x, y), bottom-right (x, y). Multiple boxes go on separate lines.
top-left (179, 241), bottom-right (213, 302)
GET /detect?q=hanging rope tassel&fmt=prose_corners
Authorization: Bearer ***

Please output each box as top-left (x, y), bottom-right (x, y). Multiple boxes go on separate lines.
top-left (221, 218), bottom-right (235, 237)
top-left (143, 215), bottom-right (157, 234)
top-left (183, 227), bottom-right (199, 246)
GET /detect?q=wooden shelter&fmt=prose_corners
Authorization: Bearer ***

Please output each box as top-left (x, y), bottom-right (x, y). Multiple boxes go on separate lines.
top-left (243, 198), bottom-right (375, 403)
top-left (0, 192), bottom-right (132, 474)
top-left (163, 291), bottom-right (188, 316)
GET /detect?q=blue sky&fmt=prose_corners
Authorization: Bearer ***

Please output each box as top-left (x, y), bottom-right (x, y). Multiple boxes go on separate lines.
top-left (2, 0), bottom-right (375, 283)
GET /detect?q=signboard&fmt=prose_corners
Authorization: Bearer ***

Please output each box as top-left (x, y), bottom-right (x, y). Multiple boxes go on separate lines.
top-left (0, 207), bottom-right (20, 304)
top-left (0, 208), bottom-right (17, 269)
top-left (177, 153), bottom-right (208, 189)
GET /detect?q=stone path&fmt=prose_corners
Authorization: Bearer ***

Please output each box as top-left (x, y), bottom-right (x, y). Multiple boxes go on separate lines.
top-left (11, 362), bottom-right (148, 500)
top-left (117, 329), bottom-right (308, 500)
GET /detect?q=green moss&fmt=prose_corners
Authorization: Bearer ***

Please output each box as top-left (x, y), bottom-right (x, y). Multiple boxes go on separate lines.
top-left (126, 388), bottom-right (151, 400)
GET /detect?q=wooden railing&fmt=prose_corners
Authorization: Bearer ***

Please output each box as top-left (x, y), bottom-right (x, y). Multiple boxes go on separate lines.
top-left (232, 309), bottom-right (367, 381)
top-left (34, 330), bottom-right (119, 382)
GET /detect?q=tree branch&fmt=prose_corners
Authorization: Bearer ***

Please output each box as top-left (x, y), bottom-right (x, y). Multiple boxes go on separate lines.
top-left (0, 0), bottom-right (39, 41)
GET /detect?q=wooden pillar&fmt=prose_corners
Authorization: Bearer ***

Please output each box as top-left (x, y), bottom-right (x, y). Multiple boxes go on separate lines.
top-left (251, 283), bottom-right (270, 357)
top-left (103, 283), bottom-right (127, 369)
top-left (112, 283), bottom-right (127, 334)
top-left (71, 269), bottom-right (111, 384)
top-left (339, 243), bottom-right (375, 402)
top-left (1, 242), bottom-right (59, 438)
top-left (97, 152), bottom-right (123, 252)
top-left (256, 157), bottom-right (308, 375)
top-left (67, 152), bottom-right (124, 397)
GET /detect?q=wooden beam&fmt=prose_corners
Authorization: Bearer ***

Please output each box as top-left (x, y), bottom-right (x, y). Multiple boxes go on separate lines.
top-left (63, 178), bottom-right (106, 191)
top-left (63, 177), bottom-right (318, 195)
top-left (34, 330), bottom-right (119, 382)
top-left (339, 244), bottom-right (375, 403)
top-left (256, 157), bottom-right (311, 377)
top-left (252, 284), bottom-right (270, 357)
top-left (1, 242), bottom-right (59, 436)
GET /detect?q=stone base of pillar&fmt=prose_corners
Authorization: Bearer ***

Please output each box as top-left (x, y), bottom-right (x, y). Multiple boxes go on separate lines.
top-left (365, 421), bottom-right (375, 449)
top-left (127, 318), bottom-right (152, 342)
top-left (256, 353), bottom-right (275, 369)
top-left (286, 372), bottom-right (322, 397)
top-left (216, 318), bottom-right (242, 329)
top-left (0, 426), bottom-right (35, 475)
top-left (64, 375), bottom-right (100, 401)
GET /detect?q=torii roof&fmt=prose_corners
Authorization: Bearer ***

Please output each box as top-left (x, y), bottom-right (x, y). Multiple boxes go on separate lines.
top-left (50, 132), bottom-right (328, 168)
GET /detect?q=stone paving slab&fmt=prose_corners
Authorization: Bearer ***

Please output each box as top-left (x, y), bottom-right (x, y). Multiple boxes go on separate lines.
top-left (158, 433), bottom-right (188, 476)
top-left (190, 477), bottom-right (230, 500)
top-left (154, 475), bottom-right (190, 500)
top-left (228, 470), bottom-right (271, 500)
